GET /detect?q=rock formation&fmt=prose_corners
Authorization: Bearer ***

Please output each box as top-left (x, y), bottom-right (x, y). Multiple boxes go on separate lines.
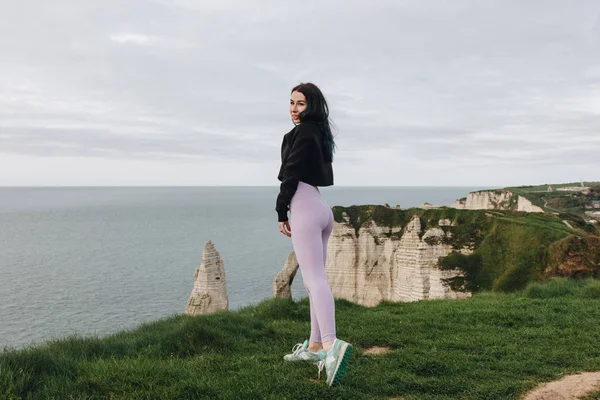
top-left (274, 215), bottom-right (471, 307)
top-left (517, 195), bottom-right (544, 213)
top-left (185, 240), bottom-right (229, 316)
top-left (273, 251), bottom-right (299, 299)
top-left (451, 190), bottom-right (543, 213)
top-left (419, 202), bottom-right (441, 209)
top-left (392, 217), bottom-right (469, 302)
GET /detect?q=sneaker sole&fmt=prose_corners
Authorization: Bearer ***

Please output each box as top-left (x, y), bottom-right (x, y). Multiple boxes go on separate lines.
top-left (283, 357), bottom-right (321, 362)
top-left (328, 343), bottom-right (353, 387)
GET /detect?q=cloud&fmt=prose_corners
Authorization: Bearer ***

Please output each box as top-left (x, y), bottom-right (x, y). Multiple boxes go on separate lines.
top-left (109, 33), bottom-right (197, 49)
top-left (109, 33), bottom-right (150, 45)
top-left (0, 0), bottom-right (599, 186)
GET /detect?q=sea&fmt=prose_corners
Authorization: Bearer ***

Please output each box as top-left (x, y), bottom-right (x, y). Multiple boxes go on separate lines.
top-left (0, 186), bottom-right (482, 350)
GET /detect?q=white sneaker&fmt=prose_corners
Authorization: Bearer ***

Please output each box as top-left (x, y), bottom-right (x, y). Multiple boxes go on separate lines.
top-left (316, 338), bottom-right (353, 386)
top-left (283, 340), bottom-right (324, 362)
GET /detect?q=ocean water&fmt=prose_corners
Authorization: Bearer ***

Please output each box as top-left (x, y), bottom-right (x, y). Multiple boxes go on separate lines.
top-left (0, 186), bottom-right (481, 350)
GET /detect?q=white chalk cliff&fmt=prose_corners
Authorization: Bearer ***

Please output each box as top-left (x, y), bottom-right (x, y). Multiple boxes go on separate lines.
top-left (451, 190), bottom-right (543, 213)
top-left (185, 240), bottom-right (229, 316)
top-left (274, 214), bottom-right (471, 307)
top-left (517, 195), bottom-right (544, 213)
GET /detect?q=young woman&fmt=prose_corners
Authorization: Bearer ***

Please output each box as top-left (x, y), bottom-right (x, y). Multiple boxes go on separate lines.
top-left (275, 82), bottom-right (353, 387)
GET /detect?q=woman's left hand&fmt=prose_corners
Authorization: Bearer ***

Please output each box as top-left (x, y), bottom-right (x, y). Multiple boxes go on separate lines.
top-left (279, 221), bottom-right (291, 237)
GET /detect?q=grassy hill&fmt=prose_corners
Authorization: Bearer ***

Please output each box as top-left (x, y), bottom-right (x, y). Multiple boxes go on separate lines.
top-left (2, 279), bottom-right (600, 399)
top-left (506, 181), bottom-right (600, 218)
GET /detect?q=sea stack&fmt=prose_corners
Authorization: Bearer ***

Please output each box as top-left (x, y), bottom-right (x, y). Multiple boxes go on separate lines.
top-left (185, 240), bottom-right (229, 316)
top-left (273, 251), bottom-right (300, 299)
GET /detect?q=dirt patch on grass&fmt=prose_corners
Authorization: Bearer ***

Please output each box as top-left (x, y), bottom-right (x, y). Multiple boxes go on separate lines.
top-left (522, 372), bottom-right (600, 400)
top-left (363, 346), bottom-right (392, 356)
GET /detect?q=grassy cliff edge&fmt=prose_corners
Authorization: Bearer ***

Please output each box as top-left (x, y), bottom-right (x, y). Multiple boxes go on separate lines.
top-left (2, 280), bottom-right (600, 399)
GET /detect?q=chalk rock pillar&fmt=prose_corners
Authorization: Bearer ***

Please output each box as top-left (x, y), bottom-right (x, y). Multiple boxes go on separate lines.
top-left (273, 251), bottom-right (300, 299)
top-left (185, 240), bottom-right (229, 315)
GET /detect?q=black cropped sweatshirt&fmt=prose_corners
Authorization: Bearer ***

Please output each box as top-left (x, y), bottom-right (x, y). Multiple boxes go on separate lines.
top-left (275, 121), bottom-right (334, 222)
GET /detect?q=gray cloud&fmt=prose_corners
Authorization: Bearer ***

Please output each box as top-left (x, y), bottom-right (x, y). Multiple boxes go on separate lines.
top-left (0, 0), bottom-right (599, 186)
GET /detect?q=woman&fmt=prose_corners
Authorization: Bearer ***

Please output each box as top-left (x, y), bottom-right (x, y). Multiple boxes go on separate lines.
top-left (275, 82), bottom-right (353, 387)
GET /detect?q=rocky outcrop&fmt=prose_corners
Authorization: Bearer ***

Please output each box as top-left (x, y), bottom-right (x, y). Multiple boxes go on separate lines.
top-left (451, 190), bottom-right (543, 213)
top-left (585, 211), bottom-right (600, 222)
top-left (517, 195), bottom-right (544, 213)
top-left (274, 215), bottom-right (471, 307)
top-left (451, 190), bottom-right (511, 210)
top-left (543, 236), bottom-right (600, 279)
top-left (185, 240), bottom-right (229, 316)
top-left (419, 202), bottom-right (441, 209)
top-left (392, 217), bottom-right (469, 302)
top-left (325, 220), bottom-right (361, 303)
top-left (273, 251), bottom-right (299, 299)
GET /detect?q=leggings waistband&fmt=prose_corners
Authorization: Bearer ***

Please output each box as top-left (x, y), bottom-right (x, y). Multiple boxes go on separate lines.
top-left (296, 181), bottom-right (320, 195)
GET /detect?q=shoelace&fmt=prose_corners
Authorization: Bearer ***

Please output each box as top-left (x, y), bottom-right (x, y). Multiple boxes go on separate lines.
top-left (290, 343), bottom-right (304, 358)
top-left (317, 359), bottom-right (326, 379)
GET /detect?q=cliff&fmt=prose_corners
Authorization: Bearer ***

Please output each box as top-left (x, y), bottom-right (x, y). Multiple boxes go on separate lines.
top-left (455, 183), bottom-right (600, 225)
top-left (451, 189), bottom-right (543, 213)
top-left (319, 214), bottom-right (473, 306)
top-left (274, 210), bottom-right (471, 306)
top-left (275, 205), bottom-right (600, 306)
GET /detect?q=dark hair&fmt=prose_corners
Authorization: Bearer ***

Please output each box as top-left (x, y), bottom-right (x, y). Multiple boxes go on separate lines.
top-left (291, 82), bottom-right (337, 162)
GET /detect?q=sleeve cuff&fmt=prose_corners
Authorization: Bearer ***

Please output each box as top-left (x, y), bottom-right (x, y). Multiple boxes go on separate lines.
top-left (278, 210), bottom-right (288, 222)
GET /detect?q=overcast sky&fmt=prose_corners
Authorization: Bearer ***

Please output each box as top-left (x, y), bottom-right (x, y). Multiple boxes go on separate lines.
top-left (0, 0), bottom-right (599, 187)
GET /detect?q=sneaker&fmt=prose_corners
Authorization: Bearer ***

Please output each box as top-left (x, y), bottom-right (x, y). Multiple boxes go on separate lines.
top-left (316, 339), bottom-right (353, 386)
top-left (283, 340), bottom-right (324, 362)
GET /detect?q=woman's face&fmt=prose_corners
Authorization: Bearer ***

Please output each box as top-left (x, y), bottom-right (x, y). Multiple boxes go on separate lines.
top-left (289, 91), bottom-right (306, 124)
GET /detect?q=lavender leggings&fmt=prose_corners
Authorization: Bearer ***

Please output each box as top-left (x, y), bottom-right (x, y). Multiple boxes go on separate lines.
top-left (290, 181), bottom-right (336, 343)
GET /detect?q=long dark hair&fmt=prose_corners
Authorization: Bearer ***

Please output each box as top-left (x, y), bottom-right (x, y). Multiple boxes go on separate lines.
top-left (291, 82), bottom-right (337, 162)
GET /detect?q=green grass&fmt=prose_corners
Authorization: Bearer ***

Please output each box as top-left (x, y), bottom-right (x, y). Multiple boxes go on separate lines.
top-left (523, 277), bottom-right (600, 299)
top-left (2, 279), bottom-right (600, 399)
